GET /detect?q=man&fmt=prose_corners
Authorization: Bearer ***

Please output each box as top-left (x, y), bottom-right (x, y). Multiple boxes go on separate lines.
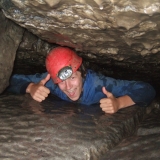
top-left (8, 47), bottom-right (156, 114)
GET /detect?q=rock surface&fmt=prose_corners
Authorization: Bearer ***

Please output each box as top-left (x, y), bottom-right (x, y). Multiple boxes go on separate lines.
top-left (101, 107), bottom-right (160, 160)
top-left (0, 93), bottom-right (156, 160)
top-left (0, 10), bottom-right (24, 93)
top-left (0, 0), bottom-right (160, 62)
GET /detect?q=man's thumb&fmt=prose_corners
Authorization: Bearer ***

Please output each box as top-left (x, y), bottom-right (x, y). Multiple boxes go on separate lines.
top-left (40, 74), bottom-right (51, 85)
top-left (102, 87), bottom-right (112, 98)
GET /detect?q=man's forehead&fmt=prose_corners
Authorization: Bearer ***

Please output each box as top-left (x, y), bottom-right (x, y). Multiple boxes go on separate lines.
top-left (72, 70), bottom-right (81, 76)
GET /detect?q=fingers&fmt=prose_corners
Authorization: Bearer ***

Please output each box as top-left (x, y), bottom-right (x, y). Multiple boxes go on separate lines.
top-left (100, 98), bottom-right (113, 108)
top-left (33, 84), bottom-right (50, 96)
top-left (39, 85), bottom-right (50, 95)
top-left (100, 98), bottom-right (118, 114)
top-left (38, 86), bottom-right (50, 96)
top-left (100, 106), bottom-right (117, 114)
top-left (33, 95), bottom-right (45, 102)
top-left (102, 87), bottom-right (113, 98)
top-left (100, 87), bottom-right (118, 114)
top-left (100, 99), bottom-right (118, 114)
top-left (34, 74), bottom-right (50, 102)
top-left (100, 98), bottom-right (117, 113)
top-left (27, 74), bottom-right (51, 103)
top-left (40, 74), bottom-right (51, 86)
top-left (33, 93), bottom-right (48, 102)
top-left (32, 87), bottom-right (50, 102)
top-left (102, 86), bottom-right (108, 95)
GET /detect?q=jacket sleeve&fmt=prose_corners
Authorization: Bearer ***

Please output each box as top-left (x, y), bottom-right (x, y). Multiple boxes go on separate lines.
top-left (7, 72), bottom-right (48, 94)
top-left (127, 82), bottom-right (156, 107)
top-left (107, 79), bottom-right (156, 107)
top-left (81, 70), bottom-right (156, 106)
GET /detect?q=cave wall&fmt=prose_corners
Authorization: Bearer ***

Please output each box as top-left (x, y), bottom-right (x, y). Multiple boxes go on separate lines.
top-left (0, 10), bottom-right (24, 93)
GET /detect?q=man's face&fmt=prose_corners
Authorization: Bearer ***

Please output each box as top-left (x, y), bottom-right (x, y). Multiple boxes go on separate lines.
top-left (58, 71), bottom-right (83, 101)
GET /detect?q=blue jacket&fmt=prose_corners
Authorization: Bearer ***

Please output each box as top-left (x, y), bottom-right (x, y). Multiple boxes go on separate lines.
top-left (8, 69), bottom-right (156, 106)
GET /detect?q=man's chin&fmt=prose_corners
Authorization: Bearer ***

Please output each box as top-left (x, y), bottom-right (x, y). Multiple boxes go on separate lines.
top-left (68, 95), bottom-right (79, 101)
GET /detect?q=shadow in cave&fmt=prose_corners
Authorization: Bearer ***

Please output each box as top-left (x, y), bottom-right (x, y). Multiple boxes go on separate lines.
top-left (12, 56), bottom-right (160, 96)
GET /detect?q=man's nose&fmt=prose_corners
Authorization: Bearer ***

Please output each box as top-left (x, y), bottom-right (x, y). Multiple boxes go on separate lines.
top-left (65, 79), bottom-right (72, 90)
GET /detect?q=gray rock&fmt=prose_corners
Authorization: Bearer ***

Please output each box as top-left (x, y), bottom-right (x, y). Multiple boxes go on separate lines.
top-left (0, 0), bottom-right (160, 62)
top-left (0, 10), bottom-right (24, 93)
top-left (101, 133), bottom-right (160, 160)
top-left (0, 94), bottom-right (148, 160)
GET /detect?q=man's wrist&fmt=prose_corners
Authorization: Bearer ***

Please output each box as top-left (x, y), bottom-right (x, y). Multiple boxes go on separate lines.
top-left (116, 97), bottom-right (123, 110)
top-left (117, 95), bottom-right (135, 110)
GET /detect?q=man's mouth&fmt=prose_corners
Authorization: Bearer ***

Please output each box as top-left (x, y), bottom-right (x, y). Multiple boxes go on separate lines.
top-left (67, 89), bottom-right (76, 97)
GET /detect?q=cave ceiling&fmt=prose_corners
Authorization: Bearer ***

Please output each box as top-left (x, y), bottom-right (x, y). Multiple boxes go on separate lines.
top-left (1, 0), bottom-right (160, 63)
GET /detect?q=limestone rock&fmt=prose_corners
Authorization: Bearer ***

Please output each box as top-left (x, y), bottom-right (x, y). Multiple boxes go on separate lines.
top-left (0, 10), bottom-right (24, 93)
top-left (0, 0), bottom-right (160, 62)
top-left (0, 94), bottom-right (147, 159)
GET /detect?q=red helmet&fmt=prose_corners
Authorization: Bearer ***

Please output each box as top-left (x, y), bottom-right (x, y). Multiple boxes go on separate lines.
top-left (46, 47), bottom-right (82, 83)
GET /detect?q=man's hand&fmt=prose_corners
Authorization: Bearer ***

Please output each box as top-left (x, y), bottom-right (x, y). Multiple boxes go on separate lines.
top-left (26, 74), bottom-right (51, 102)
top-left (100, 87), bottom-right (120, 114)
top-left (100, 87), bottom-right (135, 114)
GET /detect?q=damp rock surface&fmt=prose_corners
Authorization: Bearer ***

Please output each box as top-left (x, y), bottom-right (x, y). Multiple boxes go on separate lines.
top-left (101, 107), bottom-right (160, 160)
top-left (101, 133), bottom-right (160, 160)
top-left (0, 93), bottom-right (151, 160)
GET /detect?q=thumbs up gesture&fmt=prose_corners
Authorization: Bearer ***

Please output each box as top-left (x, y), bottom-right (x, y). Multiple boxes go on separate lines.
top-left (26, 74), bottom-right (51, 102)
top-left (100, 87), bottom-right (119, 114)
